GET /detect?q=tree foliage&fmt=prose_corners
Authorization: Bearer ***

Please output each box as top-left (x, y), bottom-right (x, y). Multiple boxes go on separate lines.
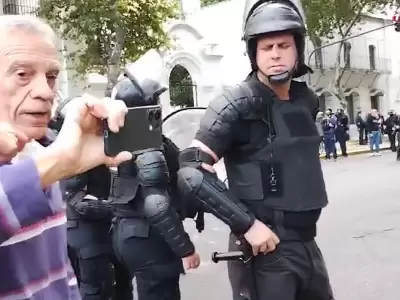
top-left (38, 0), bottom-right (178, 95)
top-left (200, 0), bottom-right (225, 7)
top-left (302, 0), bottom-right (397, 108)
top-left (169, 65), bottom-right (195, 107)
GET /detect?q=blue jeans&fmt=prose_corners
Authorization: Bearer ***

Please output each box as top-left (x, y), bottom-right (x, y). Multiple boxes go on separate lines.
top-left (369, 131), bottom-right (381, 152)
top-left (323, 134), bottom-right (337, 158)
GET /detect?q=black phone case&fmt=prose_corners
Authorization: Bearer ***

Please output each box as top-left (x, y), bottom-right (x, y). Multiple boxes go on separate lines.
top-left (104, 105), bottom-right (163, 156)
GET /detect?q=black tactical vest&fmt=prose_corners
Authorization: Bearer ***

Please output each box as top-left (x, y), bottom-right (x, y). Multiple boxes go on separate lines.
top-left (224, 76), bottom-right (328, 212)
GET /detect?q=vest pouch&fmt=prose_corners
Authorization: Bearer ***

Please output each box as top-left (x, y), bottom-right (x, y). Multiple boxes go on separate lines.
top-left (226, 161), bottom-right (264, 201)
top-left (119, 218), bottom-right (150, 239)
top-left (109, 176), bottom-right (139, 205)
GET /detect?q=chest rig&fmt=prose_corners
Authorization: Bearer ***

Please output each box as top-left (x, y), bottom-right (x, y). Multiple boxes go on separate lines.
top-left (223, 79), bottom-right (328, 212)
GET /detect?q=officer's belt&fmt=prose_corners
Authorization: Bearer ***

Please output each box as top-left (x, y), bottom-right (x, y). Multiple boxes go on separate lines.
top-left (243, 201), bottom-right (317, 241)
top-left (269, 210), bottom-right (316, 241)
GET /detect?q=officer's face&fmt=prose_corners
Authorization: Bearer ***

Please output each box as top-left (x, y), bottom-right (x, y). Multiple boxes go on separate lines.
top-left (256, 33), bottom-right (297, 77)
top-left (0, 28), bottom-right (60, 140)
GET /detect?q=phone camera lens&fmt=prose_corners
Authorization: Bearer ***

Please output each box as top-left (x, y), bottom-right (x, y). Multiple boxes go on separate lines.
top-left (148, 110), bottom-right (154, 122)
top-left (154, 110), bottom-right (161, 121)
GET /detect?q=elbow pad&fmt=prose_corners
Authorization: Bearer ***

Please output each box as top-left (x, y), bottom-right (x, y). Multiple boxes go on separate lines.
top-left (136, 150), bottom-right (169, 187)
top-left (177, 167), bottom-right (255, 235)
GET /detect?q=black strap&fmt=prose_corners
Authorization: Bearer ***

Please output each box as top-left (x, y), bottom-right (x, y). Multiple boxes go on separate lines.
top-left (179, 147), bottom-right (215, 166)
top-left (67, 190), bottom-right (86, 206)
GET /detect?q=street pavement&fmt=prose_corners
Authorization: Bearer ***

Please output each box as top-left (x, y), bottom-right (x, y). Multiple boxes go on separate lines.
top-left (179, 151), bottom-right (400, 300)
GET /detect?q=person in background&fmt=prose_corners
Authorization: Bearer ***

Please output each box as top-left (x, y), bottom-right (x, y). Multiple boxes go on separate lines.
top-left (0, 14), bottom-right (131, 300)
top-left (322, 108), bottom-right (337, 161)
top-left (315, 111), bottom-right (324, 142)
top-left (355, 110), bottom-right (366, 145)
top-left (335, 108), bottom-right (349, 157)
top-left (384, 110), bottom-right (397, 152)
top-left (366, 109), bottom-right (382, 156)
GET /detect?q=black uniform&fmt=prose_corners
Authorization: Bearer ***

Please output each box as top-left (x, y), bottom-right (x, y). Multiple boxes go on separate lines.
top-left (335, 109), bottom-right (349, 157)
top-left (50, 101), bottom-right (133, 300)
top-left (355, 112), bottom-right (367, 145)
top-left (177, 1), bottom-right (333, 299)
top-left (385, 112), bottom-right (397, 151)
top-left (109, 62), bottom-right (195, 300)
top-left (64, 166), bottom-right (133, 300)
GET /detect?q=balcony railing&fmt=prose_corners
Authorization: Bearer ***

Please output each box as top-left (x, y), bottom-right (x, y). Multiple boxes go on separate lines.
top-left (307, 50), bottom-right (391, 73)
top-left (3, 0), bottom-right (38, 15)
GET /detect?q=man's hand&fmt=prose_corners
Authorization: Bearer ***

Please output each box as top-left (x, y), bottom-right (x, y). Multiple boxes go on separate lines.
top-left (0, 122), bottom-right (28, 163)
top-left (182, 252), bottom-right (201, 270)
top-left (244, 219), bottom-right (280, 256)
top-left (46, 94), bottom-right (132, 178)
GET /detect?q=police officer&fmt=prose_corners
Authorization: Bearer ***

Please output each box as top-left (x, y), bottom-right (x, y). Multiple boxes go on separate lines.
top-left (177, 1), bottom-right (333, 299)
top-left (385, 110), bottom-right (397, 151)
top-left (322, 108), bottom-right (337, 160)
top-left (109, 51), bottom-right (200, 300)
top-left (50, 99), bottom-right (133, 300)
top-left (335, 108), bottom-right (349, 157)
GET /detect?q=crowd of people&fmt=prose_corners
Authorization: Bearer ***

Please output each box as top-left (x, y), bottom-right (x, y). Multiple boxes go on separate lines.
top-left (315, 107), bottom-right (400, 159)
top-left (315, 108), bottom-right (349, 160)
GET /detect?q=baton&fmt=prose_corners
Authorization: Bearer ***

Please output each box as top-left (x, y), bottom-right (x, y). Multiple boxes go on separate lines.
top-left (211, 251), bottom-right (248, 263)
top-left (211, 250), bottom-right (257, 300)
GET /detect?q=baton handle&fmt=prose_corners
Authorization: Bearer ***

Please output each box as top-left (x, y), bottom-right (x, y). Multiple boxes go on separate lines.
top-left (211, 251), bottom-right (246, 263)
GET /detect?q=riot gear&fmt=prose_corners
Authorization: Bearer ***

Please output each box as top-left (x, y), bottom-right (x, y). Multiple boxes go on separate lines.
top-left (176, 60), bottom-right (333, 298)
top-left (243, 0), bottom-right (312, 84)
top-left (109, 50), bottom-right (196, 300)
top-left (64, 166), bottom-right (133, 300)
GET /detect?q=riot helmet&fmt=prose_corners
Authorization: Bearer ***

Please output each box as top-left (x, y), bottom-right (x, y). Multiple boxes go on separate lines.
top-left (243, 0), bottom-right (312, 84)
top-left (112, 49), bottom-right (168, 108)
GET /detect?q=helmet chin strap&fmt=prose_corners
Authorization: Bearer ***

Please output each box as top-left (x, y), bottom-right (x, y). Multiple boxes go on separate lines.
top-left (258, 68), bottom-right (293, 85)
top-left (258, 60), bottom-right (298, 85)
top-left (268, 70), bottom-right (292, 84)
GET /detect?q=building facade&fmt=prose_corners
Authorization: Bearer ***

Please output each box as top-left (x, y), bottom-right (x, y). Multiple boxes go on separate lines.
top-left (2, 0), bottom-right (400, 122)
top-left (162, 0), bottom-right (400, 122)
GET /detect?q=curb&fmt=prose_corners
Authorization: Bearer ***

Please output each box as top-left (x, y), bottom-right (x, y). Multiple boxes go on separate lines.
top-left (319, 146), bottom-right (391, 159)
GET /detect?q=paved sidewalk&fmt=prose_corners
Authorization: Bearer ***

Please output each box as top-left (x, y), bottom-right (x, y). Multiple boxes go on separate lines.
top-left (320, 139), bottom-right (391, 158)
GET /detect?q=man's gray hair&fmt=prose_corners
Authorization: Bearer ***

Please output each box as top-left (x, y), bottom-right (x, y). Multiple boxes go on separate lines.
top-left (0, 14), bottom-right (57, 46)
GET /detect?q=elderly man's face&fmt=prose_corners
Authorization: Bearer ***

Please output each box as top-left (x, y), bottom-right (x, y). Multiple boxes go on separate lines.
top-left (0, 29), bottom-right (60, 140)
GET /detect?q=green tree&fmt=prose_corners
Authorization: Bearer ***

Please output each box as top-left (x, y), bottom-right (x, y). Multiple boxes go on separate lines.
top-left (38, 0), bottom-right (178, 96)
top-left (169, 65), bottom-right (195, 107)
top-left (302, 0), bottom-right (397, 108)
top-left (200, 0), bottom-right (225, 7)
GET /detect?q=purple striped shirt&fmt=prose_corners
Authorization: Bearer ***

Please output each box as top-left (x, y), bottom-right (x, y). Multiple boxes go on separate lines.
top-left (0, 158), bottom-right (81, 300)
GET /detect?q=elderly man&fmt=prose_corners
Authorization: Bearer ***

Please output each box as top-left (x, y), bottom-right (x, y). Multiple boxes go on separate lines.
top-left (0, 14), bottom-right (131, 300)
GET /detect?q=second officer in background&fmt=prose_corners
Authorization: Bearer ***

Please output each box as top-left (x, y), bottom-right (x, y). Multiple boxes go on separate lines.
top-left (109, 51), bottom-right (200, 300)
top-left (51, 98), bottom-right (133, 300)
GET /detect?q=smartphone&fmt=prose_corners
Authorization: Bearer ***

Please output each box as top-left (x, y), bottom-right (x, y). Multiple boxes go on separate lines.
top-left (104, 105), bottom-right (163, 156)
